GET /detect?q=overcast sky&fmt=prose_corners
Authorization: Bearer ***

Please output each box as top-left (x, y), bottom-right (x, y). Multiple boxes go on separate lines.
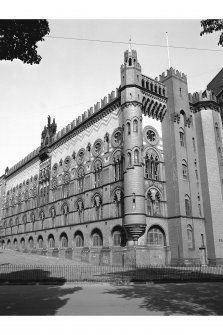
top-left (1, 18), bottom-right (223, 175)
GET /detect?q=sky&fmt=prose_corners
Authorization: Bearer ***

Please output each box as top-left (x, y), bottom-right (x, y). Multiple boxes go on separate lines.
top-left (1, 18), bottom-right (223, 175)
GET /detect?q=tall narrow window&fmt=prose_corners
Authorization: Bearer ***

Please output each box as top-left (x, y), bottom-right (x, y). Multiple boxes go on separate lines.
top-left (127, 152), bottom-right (132, 167)
top-left (92, 229), bottom-right (103, 246)
top-left (94, 160), bottom-right (102, 188)
top-left (77, 199), bottom-right (84, 223)
top-left (127, 122), bottom-right (131, 135)
top-left (195, 169), bottom-right (199, 183)
top-left (133, 119), bottom-right (138, 132)
top-left (187, 225), bottom-right (193, 249)
top-left (134, 149), bottom-right (140, 164)
top-left (145, 153), bottom-right (159, 180)
top-left (60, 233), bottom-right (68, 248)
top-left (77, 167), bottom-right (85, 193)
top-left (180, 128), bottom-right (185, 147)
top-left (185, 195), bottom-right (191, 216)
top-left (147, 189), bottom-right (162, 217)
top-left (215, 122), bottom-right (220, 140)
top-left (192, 137), bottom-right (196, 152)
top-left (113, 153), bottom-right (123, 181)
top-left (182, 160), bottom-right (188, 178)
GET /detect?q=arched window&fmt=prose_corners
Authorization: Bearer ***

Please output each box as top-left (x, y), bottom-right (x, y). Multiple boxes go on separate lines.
top-left (74, 231), bottom-right (84, 247)
top-left (146, 81), bottom-right (149, 89)
top-left (134, 149), bottom-right (140, 164)
top-left (28, 237), bottom-right (34, 249)
top-left (142, 79), bottom-right (145, 87)
top-left (146, 189), bottom-right (162, 217)
top-left (182, 160), bottom-right (188, 178)
top-left (93, 194), bottom-right (102, 220)
top-left (127, 152), bottom-right (132, 167)
top-left (94, 159), bottom-right (102, 188)
top-left (113, 189), bottom-right (123, 217)
top-left (113, 151), bottom-right (123, 181)
top-left (187, 225), bottom-right (193, 248)
top-left (7, 240), bottom-right (11, 248)
top-left (76, 199), bottom-right (84, 223)
top-left (185, 195), bottom-right (191, 216)
top-left (92, 229), bottom-right (103, 247)
top-left (133, 119), bottom-right (138, 132)
top-left (145, 152), bottom-right (159, 180)
top-left (20, 238), bottom-right (25, 249)
top-left (128, 58), bottom-right (132, 66)
top-left (112, 226), bottom-right (126, 247)
top-left (147, 226), bottom-right (165, 246)
top-left (48, 234), bottom-right (55, 248)
top-left (179, 128), bottom-right (185, 147)
top-left (13, 238), bottom-right (18, 249)
top-left (215, 122), bottom-right (220, 140)
top-left (37, 236), bottom-right (43, 249)
top-left (126, 122), bottom-right (131, 135)
top-left (60, 233), bottom-right (68, 248)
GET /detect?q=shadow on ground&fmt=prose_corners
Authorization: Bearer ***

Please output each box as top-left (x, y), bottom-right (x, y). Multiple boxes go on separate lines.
top-left (0, 268), bottom-right (82, 315)
top-left (103, 282), bottom-right (223, 315)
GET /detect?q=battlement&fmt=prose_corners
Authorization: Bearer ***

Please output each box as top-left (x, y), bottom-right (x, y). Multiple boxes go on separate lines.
top-left (188, 90), bottom-right (217, 104)
top-left (7, 147), bottom-right (40, 177)
top-left (141, 74), bottom-right (167, 98)
top-left (5, 87), bottom-right (121, 177)
top-left (159, 67), bottom-right (187, 82)
top-left (53, 87), bottom-right (120, 144)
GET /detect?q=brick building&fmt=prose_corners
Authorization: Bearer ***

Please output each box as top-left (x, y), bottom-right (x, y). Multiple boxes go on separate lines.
top-left (0, 47), bottom-right (223, 265)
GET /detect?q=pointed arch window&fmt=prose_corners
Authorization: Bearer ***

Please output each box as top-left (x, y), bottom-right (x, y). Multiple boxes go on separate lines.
top-left (77, 166), bottom-right (85, 193)
top-left (94, 159), bottom-right (102, 188)
top-left (93, 194), bottom-right (102, 220)
top-left (60, 233), bottom-right (68, 248)
top-left (76, 199), bottom-right (84, 223)
top-left (187, 225), bottom-right (193, 248)
top-left (127, 122), bottom-right (131, 135)
top-left (127, 152), bottom-right (132, 168)
top-left (145, 152), bottom-right (159, 180)
top-left (133, 119), bottom-right (138, 132)
top-left (112, 226), bottom-right (126, 247)
top-left (185, 195), bottom-right (191, 216)
top-left (113, 189), bottom-right (123, 217)
top-left (179, 128), bottom-right (185, 147)
top-left (48, 234), bottom-right (55, 248)
top-left (134, 149), bottom-right (140, 164)
top-left (182, 160), bottom-right (188, 178)
top-left (113, 151), bottom-right (123, 181)
top-left (146, 189), bottom-right (162, 217)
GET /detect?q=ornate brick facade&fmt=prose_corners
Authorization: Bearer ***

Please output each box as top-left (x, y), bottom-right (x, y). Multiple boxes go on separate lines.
top-left (0, 48), bottom-right (223, 265)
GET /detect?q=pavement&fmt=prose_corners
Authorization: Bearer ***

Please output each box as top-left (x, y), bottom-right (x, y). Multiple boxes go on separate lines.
top-left (0, 281), bottom-right (223, 315)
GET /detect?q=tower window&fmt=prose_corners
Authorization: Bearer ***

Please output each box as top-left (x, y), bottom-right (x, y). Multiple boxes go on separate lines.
top-left (182, 160), bottom-right (188, 178)
top-left (192, 137), bottom-right (196, 152)
top-left (134, 149), bottom-right (140, 164)
top-left (127, 122), bottom-right (131, 135)
top-left (179, 129), bottom-right (185, 147)
top-left (187, 225), bottom-right (193, 249)
top-left (128, 58), bottom-right (132, 66)
top-left (133, 119), bottom-right (138, 132)
top-left (127, 152), bottom-right (132, 167)
top-left (185, 195), bottom-right (191, 217)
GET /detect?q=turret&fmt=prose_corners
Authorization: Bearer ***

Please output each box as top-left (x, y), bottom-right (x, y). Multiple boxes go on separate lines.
top-left (120, 47), bottom-right (146, 244)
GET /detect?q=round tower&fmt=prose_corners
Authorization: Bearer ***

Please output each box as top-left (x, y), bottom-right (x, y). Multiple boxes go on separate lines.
top-left (120, 46), bottom-right (146, 245)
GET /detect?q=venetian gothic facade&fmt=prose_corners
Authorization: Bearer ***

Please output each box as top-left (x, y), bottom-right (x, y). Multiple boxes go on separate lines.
top-left (0, 47), bottom-right (223, 266)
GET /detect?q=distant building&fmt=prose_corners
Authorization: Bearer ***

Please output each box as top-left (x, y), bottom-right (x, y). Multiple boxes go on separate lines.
top-left (0, 47), bottom-right (223, 266)
top-left (207, 68), bottom-right (223, 123)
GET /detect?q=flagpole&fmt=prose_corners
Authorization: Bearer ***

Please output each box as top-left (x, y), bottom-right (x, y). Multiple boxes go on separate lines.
top-left (166, 32), bottom-right (171, 69)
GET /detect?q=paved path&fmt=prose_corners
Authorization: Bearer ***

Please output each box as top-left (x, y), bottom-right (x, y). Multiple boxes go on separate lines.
top-left (0, 282), bottom-right (223, 315)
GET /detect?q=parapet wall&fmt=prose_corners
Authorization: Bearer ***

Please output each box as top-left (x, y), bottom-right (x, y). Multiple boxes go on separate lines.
top-left (159, 67), bottom-right (187, 82)
top-left (5, 87), bottom-right (121, 178)
top-left (188, 90), bottom-right (217, 104)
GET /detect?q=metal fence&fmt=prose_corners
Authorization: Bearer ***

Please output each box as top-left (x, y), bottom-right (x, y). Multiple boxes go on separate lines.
top-left (1, 264), bottom-right (223, 283)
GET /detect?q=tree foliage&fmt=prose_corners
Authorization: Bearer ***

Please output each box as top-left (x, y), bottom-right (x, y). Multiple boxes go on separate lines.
top-left (200, 19), bottom-right (223, 46)
top-left (0, 20), bottom-right (50, 64)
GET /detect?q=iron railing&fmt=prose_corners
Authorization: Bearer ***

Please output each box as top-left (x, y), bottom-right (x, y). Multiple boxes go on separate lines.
top-left (0, 264), bottom-right (223, 283)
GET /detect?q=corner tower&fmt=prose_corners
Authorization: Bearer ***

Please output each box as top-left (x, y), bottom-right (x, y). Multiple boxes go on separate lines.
top-left (120, 47), bottom-right (146, 244)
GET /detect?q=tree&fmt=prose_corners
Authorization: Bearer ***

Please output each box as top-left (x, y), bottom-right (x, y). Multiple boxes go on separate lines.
top-left (200, 20), bottom-right (223, 47)
top-left (0, 20), bottom-right (50, 64)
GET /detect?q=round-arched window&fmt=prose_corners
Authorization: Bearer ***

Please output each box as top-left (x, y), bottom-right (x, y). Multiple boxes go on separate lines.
top-left (147, 226), bottom-right (165, 246)
top-left (92, 229), bottom-right (103, 247)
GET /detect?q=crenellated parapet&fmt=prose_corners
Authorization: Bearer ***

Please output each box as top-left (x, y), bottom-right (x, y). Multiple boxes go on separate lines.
top-left (159, 67), bottom-right (187, 83)
top-left (4, 88), bottom-right (121, 178)
top-left (141, 74), bottom-right (167, 98)
top-left (189, 90), bottom-right (219, 113)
